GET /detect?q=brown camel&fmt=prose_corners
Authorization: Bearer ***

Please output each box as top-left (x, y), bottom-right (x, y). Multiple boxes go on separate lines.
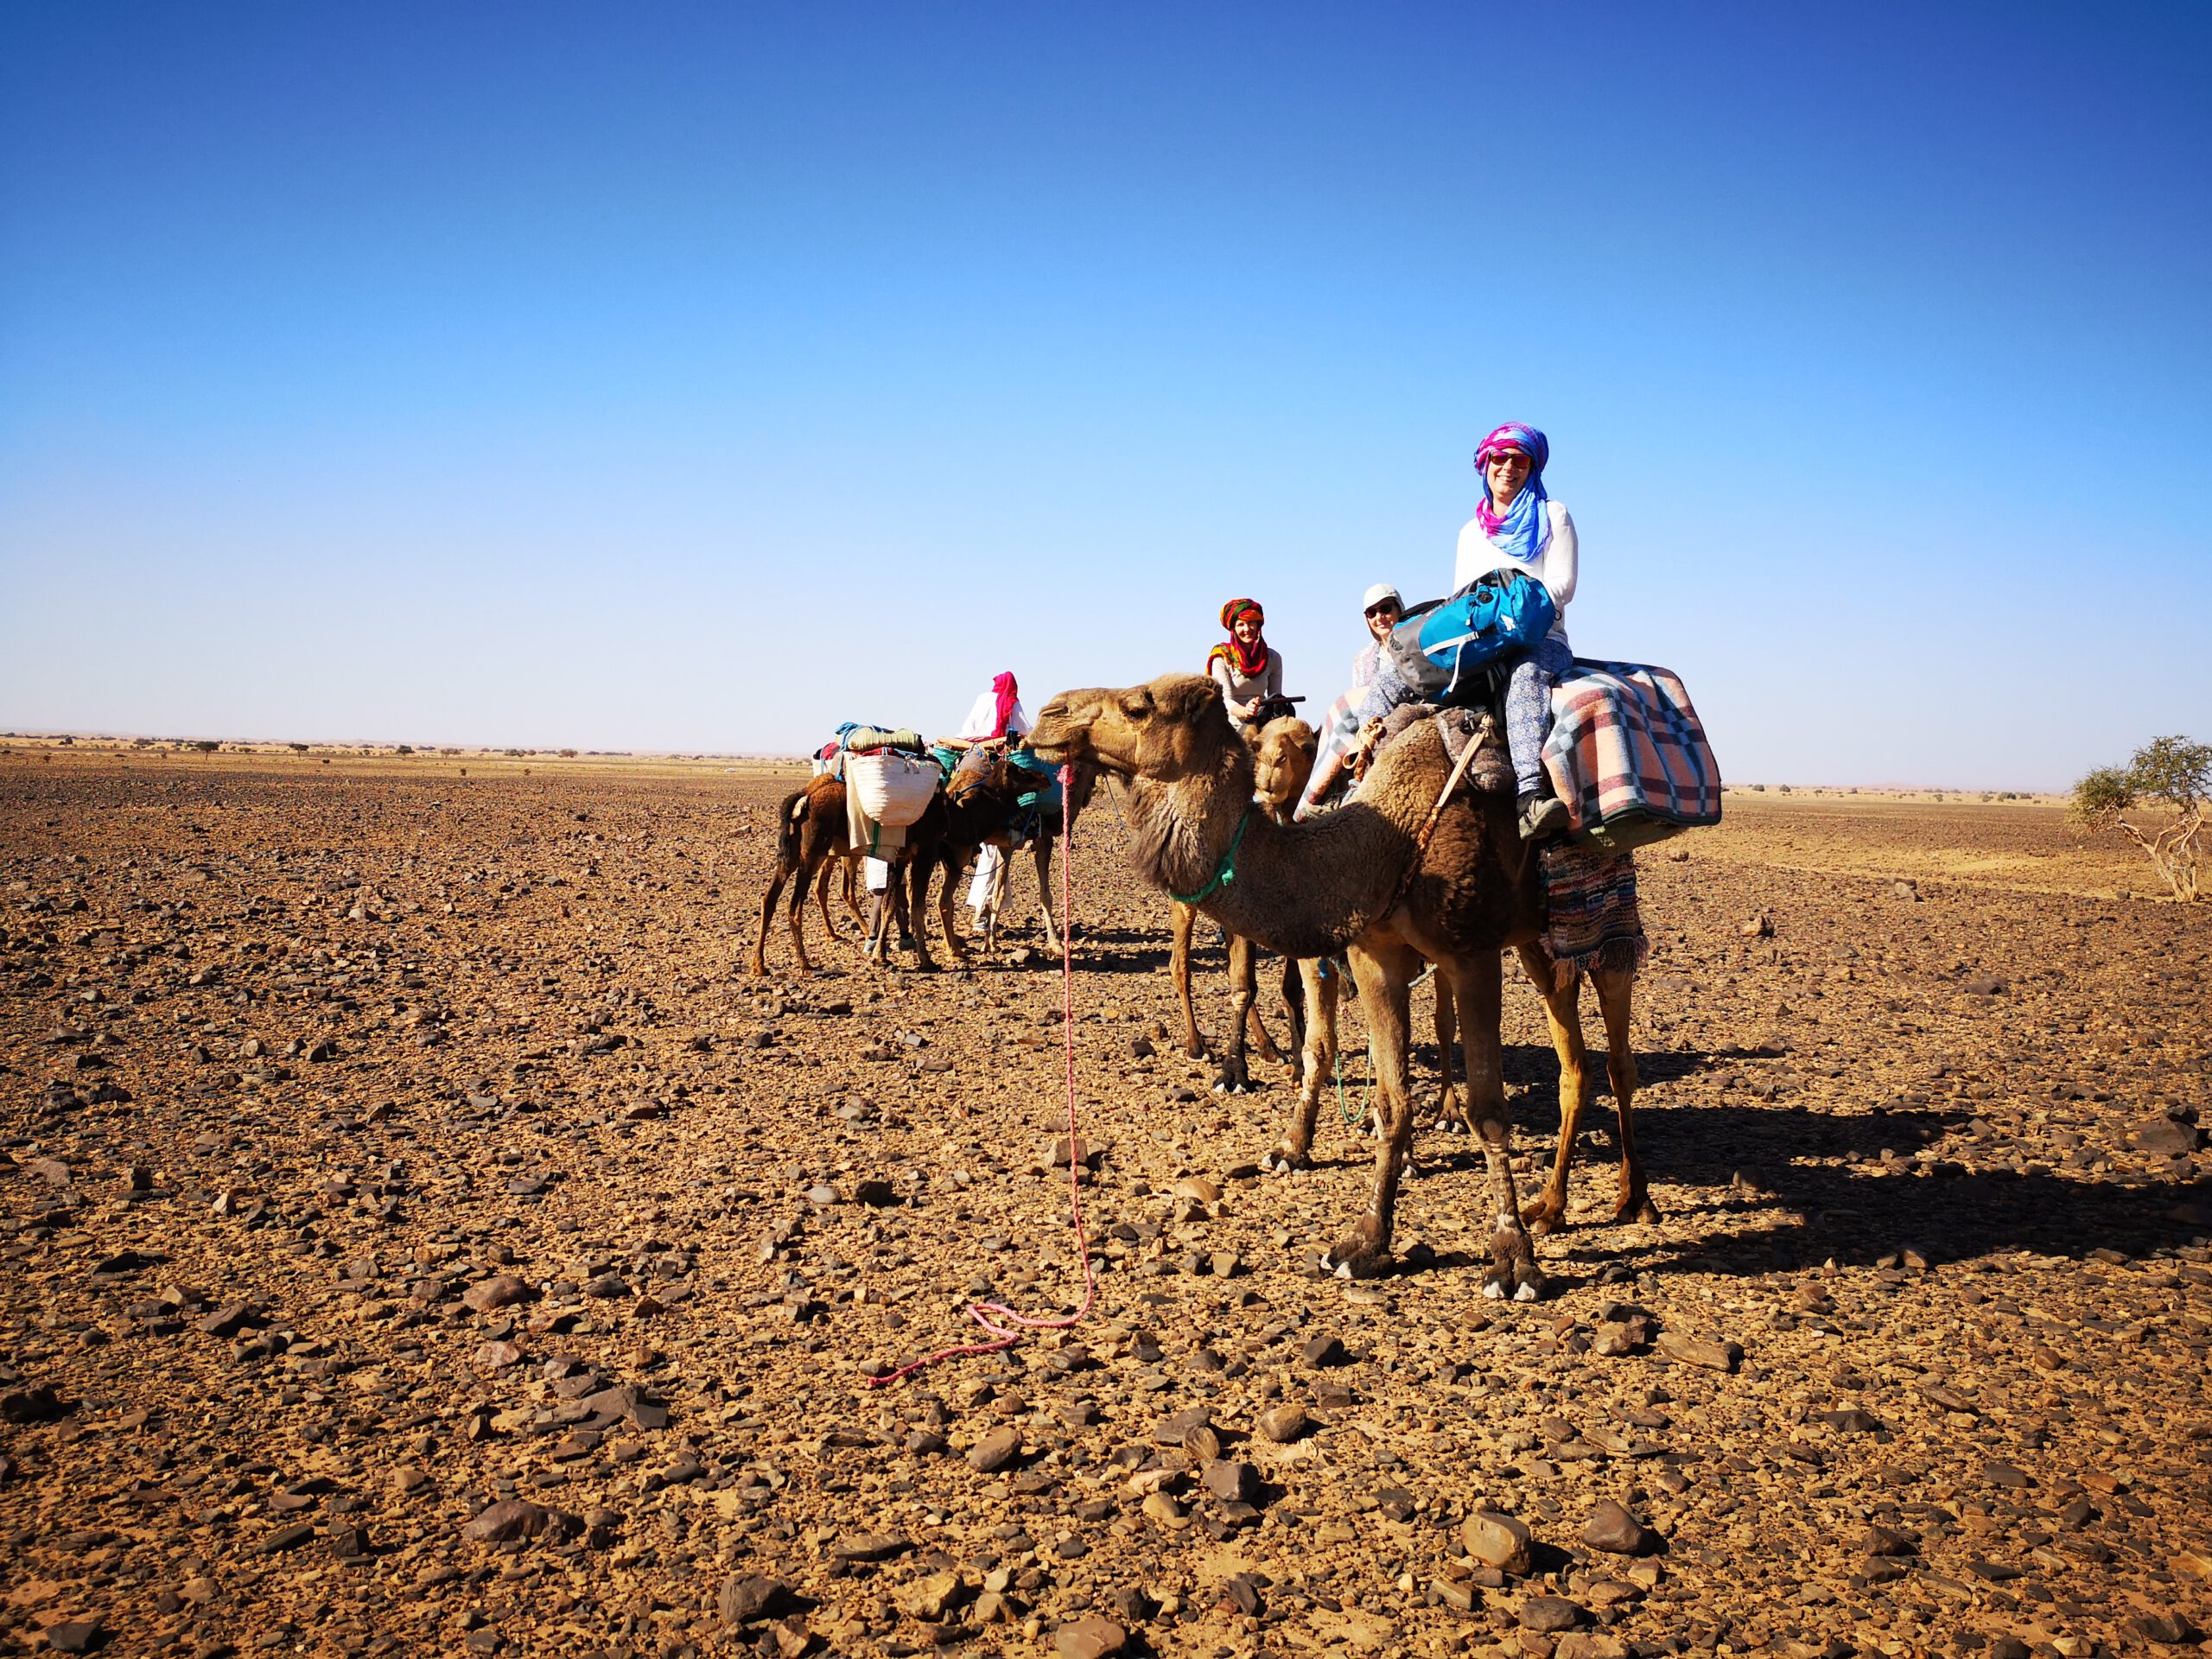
top-left (925, 749), bottom-right (1073, 959)
top-left (750, 772), bottom-right (949, 976)
top-left (1031, 672), bottom-right (1646, 1294)
top-left (899, 751), bottom-right (1057, 968)
top-left (1169, 712), bottom-right (1319, 1088)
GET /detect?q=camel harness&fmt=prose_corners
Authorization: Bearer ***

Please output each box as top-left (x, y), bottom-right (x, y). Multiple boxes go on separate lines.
top-left (1171, 805), bottom-right (1252, 905)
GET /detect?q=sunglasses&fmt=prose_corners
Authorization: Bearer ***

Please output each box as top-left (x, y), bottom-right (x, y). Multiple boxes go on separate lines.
top-left (1484, 451), bottom-right (1531, 467)
top-left (1364, 603), bottom-right (1401, 618)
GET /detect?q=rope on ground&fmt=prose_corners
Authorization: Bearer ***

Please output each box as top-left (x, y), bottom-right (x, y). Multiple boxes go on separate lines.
top-left (864, 764), bottom-right (1098, 1388)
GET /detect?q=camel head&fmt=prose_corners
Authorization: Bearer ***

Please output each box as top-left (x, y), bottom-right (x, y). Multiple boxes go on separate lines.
top-left (1032, 674), bottom-right (1240, 784)
top-left (1249, 715), bottom-right (1319, 817)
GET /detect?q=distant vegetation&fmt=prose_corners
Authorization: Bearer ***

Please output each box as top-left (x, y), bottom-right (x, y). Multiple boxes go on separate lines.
top-left (2073, 734), bottom-right (2208, 903)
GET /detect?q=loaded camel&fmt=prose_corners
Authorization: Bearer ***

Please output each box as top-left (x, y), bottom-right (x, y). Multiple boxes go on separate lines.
top-left (1169, 710), bottom-right (1319, 1089)
top-left (751, 772), bottom-right (950, 976)
top-left (906, 750), bottom-right (1067, 967)
top-left (1030, 672), bottom-right (1646, 1294)
top-left (924, 747), bottom-right (1079, 958)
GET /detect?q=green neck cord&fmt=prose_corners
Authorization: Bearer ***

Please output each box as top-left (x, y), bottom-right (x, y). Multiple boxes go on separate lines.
top-left (1171, 807), bottom-right (1252, 906)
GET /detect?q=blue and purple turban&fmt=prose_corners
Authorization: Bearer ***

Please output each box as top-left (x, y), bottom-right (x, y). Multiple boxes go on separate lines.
top-left (1473, 423), bottom-right (1551, 563)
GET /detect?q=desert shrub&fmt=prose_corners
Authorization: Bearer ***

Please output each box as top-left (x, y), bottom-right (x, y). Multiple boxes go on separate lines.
top-left (2072, 735), bottom-right (2208, 903)
top-left (396, 744), bottom-right (414, 756)
top-left (560, 748), bottom-right (578, 759)
top-left (194, 740), bottom-right (219, 753)
top-left (289, 742), bottom-right (308, 753)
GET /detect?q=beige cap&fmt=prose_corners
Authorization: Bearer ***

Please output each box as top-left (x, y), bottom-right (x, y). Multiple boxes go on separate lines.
top-left (1362, 583), bottom-right (1402, 611)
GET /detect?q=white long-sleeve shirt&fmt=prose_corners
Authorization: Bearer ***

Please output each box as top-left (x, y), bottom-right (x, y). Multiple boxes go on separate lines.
top-left (1453, 500), bottom-right (1577, 645)
top-left (957, 691), bottom-right (1030, 741)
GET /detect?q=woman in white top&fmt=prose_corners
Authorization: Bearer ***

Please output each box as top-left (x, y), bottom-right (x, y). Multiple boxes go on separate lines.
top-left (1457, 423), bottom-right (1578, 840)
top-left (1205, 598), bottom-right (1285, 728)
top-left (945, 671), bottom-right (1030, 915)
top-left (952, 671), bottom-right (1029, 747)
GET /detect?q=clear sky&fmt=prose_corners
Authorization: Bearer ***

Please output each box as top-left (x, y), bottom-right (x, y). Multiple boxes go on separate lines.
top-left (3, 3), bottom-right (2207, 789)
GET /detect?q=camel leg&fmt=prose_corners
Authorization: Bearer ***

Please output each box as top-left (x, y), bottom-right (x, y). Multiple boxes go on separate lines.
top-left (1322, 943), bottom-right (1421, 1279)
top-left (1514, 942), bottom-right (1594, 1236)
top-left (1265, 957), bottom-right (1335, 1172)
top-left (841, 860), bottom-right (864, 926)
top-left (1213, 931), bottom-right (1257, 1093)
top-left (936, 849), bottom-right (973, 969)
top-left (786, 854), bottom-right (820, 976)
top-left (984, 847), bottom-right (1014, 954)
top-left (752, 862), bottom-right (792, 976)
top-left (1033, 834), bottom-right (1062, 952)
top-left (1593, 961), bottom-right (1655, 1223)
top-left (905, 852), bottom-right (938, 971)
top-left (1172, 902), bottom-right (1205, 1058)
top-left (1433, 974), bottom-right (1467, 1133)
top-left (1244, 953), bottom-right (1287, 1064)
top-left (812, 861), bottom-right (843, 943)
top-left (1279, 955), bottom-right (1307, 1082)
top-left (1452, 952), bottom-right (1542, 1301)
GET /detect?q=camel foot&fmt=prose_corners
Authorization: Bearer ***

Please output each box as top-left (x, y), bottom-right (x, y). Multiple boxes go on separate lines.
top-left (1260, 1144), bottom-right (1312, 1174)
top-left (1211, 1062), bottom-right (1250, 1095)
top-left (1321, 1215), bottom-right (1392, 1280)
top-left (1618, 1194), bottom-right (1662, 1225)
top-left (1482, 1261), bottom-right (1548, 1301)
top-left (1182, 1039), bottom-right (1207, 1061)
top-left (1520, 1197), bottom-right (1566, 1236)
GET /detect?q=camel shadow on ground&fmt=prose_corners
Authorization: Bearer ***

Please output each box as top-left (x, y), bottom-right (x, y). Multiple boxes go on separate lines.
top-left (1379, 1043), bottom-right (2210, 1276)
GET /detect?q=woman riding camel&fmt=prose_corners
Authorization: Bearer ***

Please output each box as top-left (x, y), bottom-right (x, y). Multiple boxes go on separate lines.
top-left (1351, 582), bottom-right (1401, 688)
top-left (949, 671), bottom-right (1029, 750)
top-left (1207, 598), bottom-right (1285, 729)
top-left (945, 671), bottom-right (1031, 919)
top-left (1459, 423), bottom-right (1577, 841)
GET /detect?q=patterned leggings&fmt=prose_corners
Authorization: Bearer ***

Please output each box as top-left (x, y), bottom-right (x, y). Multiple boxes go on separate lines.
top-left (1506, 635), bottom-right (1574, 796)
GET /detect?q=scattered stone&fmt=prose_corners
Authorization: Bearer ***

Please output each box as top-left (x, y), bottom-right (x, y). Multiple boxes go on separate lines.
top-left (461, 1499), bottom-right (572, 1544)
top-left (1519, 1595), bottom-right (1585, 1632)
top-left (1053, 1617), bottom-right (1127, 1659)
top-left (1462, 1510), bottom-right (1534, 1574)
top-left (462, 1275), bottom-right (529, 1313)
top-left (1255, 1403), bottom-right (1309, 1443)
top-left (969, 1426), bottom-right (1022, 1473)
top-left (1300, 1333), bottom-right (1347, 1368)
top-left (1581, 1499), bottom-right (1652, 1554)
top-left (718, 1574), bottom-right (791, 1625)
top-left (1655, 1331), bottom-right (1741, 1372)
top-left (1200, 1459), bottom-right (1259, 1503)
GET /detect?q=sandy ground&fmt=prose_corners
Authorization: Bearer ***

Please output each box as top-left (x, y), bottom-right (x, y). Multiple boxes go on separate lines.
top-left (1, 747), bottom-right (2207, 1659)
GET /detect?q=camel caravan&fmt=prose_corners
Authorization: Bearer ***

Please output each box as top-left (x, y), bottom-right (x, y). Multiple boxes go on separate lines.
top-left (753, 425), bottom-right (1722, 1296)
top-left (750, 675), bottom-right (1082, 976)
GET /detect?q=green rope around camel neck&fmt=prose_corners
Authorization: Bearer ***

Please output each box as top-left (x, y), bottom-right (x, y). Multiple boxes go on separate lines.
top-left (1171, 806), bottom-right (1252, 906)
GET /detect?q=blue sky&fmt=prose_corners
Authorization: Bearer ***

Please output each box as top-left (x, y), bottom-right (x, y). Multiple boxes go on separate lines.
top-left (3, 3), bottom-right (2206, 788)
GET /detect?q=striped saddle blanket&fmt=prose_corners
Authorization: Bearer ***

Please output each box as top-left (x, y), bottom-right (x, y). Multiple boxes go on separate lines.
top-left (1541, 660), bottom-right (1721, 853)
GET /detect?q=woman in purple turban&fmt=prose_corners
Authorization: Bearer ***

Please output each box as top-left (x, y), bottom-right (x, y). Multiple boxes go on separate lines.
top-left (1458, 423), bottom-right (1578, 840)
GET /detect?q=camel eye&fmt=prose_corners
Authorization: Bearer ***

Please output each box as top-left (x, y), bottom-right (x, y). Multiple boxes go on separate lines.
top-left (1118, 691), bottom-right (1153, 718)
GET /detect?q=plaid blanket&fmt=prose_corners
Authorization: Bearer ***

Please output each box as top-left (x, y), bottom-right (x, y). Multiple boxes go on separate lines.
top-left (1539, 841), bottom-right (1648, 989)
top-left (1541, 660), bottom-right (1721, 852)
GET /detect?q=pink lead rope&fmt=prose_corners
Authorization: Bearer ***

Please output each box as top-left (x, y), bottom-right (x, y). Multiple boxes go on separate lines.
top-left (863, 766), bottom-right (1097, 1387)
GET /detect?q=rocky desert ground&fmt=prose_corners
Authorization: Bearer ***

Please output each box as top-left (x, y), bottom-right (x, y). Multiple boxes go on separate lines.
top-left (2, 744), bottom-right (2207, 1659)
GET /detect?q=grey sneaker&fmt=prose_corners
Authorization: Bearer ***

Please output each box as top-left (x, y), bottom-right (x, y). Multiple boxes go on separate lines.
top-left (1518, 795), bottom-right (1570, 842)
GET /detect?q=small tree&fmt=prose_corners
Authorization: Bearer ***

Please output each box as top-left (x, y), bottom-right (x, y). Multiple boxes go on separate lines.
top-left (2072, 734), bottom-right (2208, 903)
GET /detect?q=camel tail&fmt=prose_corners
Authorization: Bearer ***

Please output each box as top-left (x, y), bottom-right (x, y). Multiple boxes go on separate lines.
top-left (775, 789), bottom-right (808, 868)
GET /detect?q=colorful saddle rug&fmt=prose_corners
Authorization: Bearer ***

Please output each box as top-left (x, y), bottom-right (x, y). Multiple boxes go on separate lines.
top-left (1541, 661), bottom-right (1721, 853)
top-left (1538, 840), bottom-right (1649, 989)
